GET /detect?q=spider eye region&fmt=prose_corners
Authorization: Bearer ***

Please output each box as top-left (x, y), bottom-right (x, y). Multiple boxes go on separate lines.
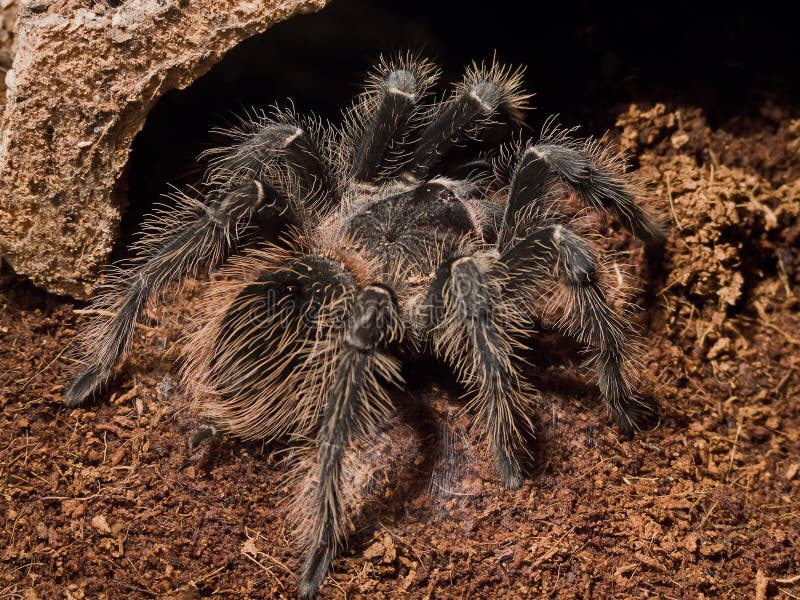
top-left (425, 183), bottom-right (457, 204)
top-left (343, 183), bottom-right (473, 248)
top-left (410, 183), bottom-right (472, 229)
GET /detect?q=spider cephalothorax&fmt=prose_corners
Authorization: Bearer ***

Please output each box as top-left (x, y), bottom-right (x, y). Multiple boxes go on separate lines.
top-left (66, 54), bottom-right (664, 598)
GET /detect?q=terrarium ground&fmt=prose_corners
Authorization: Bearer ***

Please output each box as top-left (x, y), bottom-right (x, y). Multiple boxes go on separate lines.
top-left (1, 104), bottom-right (799, 599)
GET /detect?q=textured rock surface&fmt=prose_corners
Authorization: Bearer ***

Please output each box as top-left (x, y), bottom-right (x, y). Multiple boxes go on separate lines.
top-left (0, 0), bottom-right (330, 298)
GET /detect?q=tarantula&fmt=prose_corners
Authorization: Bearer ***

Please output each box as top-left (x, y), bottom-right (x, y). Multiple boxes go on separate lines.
top-left (66, 54), bottom-right (663, 597)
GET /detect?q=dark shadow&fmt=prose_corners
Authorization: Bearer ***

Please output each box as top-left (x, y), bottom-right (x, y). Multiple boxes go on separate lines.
top-left (0, 260), bottom-right (72, 312)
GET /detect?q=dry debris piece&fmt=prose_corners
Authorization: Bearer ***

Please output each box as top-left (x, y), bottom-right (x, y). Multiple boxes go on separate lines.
top-left (1, 102), bottom-right (799, 598)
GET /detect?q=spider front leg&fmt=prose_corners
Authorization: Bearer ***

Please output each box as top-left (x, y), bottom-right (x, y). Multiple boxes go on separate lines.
top-left (427, 256), bottom-right (534, 489)
top-left (500, 224), bottom-right (650, 434)
top-left (204, 113), bottom-right (339, 214)
top-left (347, 55), bottom-right (437, 184)
top-left (299, 285), bottom-right (403, 598)
top-left (407, 60), bottom-right (530, 181)
top-left (65, 181), bottom-right (293, 407)
top-left (497, 133), bottom-right (665, 250)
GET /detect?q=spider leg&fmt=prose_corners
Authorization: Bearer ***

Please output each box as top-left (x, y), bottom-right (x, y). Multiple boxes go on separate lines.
top-left (348, 55), bottom-right (437, 183)
top-left (427, 256), bottom-right (534, 489)
top-left (500, 224), bottom-right (650, 434)
top-left (407, 60), bottom-right (530, 181)
top-left (204, 113), bottom-right (339, 215)
top-left (299, 284), bottom-right (403, 598)
top-left (497, 135), bottom-right (665, 250)
top-left (65, 181), bottom-right (293, 407)
top-left (185, 255), bottom-right (402, 596)
top-left (189, 253), bottom-right (356, 442)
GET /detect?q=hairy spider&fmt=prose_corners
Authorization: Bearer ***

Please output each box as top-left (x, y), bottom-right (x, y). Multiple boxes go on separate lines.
top-left (66, 54), bottom-right (664, 598)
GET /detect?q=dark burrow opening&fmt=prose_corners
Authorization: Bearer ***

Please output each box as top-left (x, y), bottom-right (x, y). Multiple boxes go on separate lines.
top-left (116, 0), bottom-right (799, 257)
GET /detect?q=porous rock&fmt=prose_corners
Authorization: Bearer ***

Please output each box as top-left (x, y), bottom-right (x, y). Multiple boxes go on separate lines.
top-left (0, 0), bottom-right (330, 298)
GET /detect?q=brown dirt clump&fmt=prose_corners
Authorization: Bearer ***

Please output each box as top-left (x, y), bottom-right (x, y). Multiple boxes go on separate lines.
top-left (1, 104), bottom-right (799, 599)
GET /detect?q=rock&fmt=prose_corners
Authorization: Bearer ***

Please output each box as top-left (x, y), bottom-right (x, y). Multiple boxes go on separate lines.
top-left (0, 0), bottom-right (330, 298)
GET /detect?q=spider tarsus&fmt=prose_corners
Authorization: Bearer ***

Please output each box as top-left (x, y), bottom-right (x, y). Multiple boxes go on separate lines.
top-left (497, 457), bottom-right (524, 490)
top-left (188, 422), bottom-right (219, 450)
top-left (610, 399), bottom-right (654, 438)
top-left (597, 346), bottom-right (652, 437)
top-left (615, 419), bottom-right (636, 439)
top-left (64, 365), bottom-right (108, 407)
top-left (298, 541), bottom-right (334, 600)
top-left (502, 474), bottom-right (524, 490)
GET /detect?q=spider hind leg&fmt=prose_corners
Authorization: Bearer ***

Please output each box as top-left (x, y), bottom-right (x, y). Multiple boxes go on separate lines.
top-left (427, 256), bottom-right (535, 489)
top-left (501, 224), bottom-right (650, 434)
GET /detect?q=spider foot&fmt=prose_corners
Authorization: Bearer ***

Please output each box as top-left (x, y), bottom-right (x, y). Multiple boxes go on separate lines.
top-left (498, 459), bottom-right (524, 490)
top-left (298, 542), bottom-right (334, 600)
top-left (610, 400), bottom-right (655, 438)
top-left (188, 422), bottom-right (220, 451)
top-left (64, 365), bottom-right (109, 407)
